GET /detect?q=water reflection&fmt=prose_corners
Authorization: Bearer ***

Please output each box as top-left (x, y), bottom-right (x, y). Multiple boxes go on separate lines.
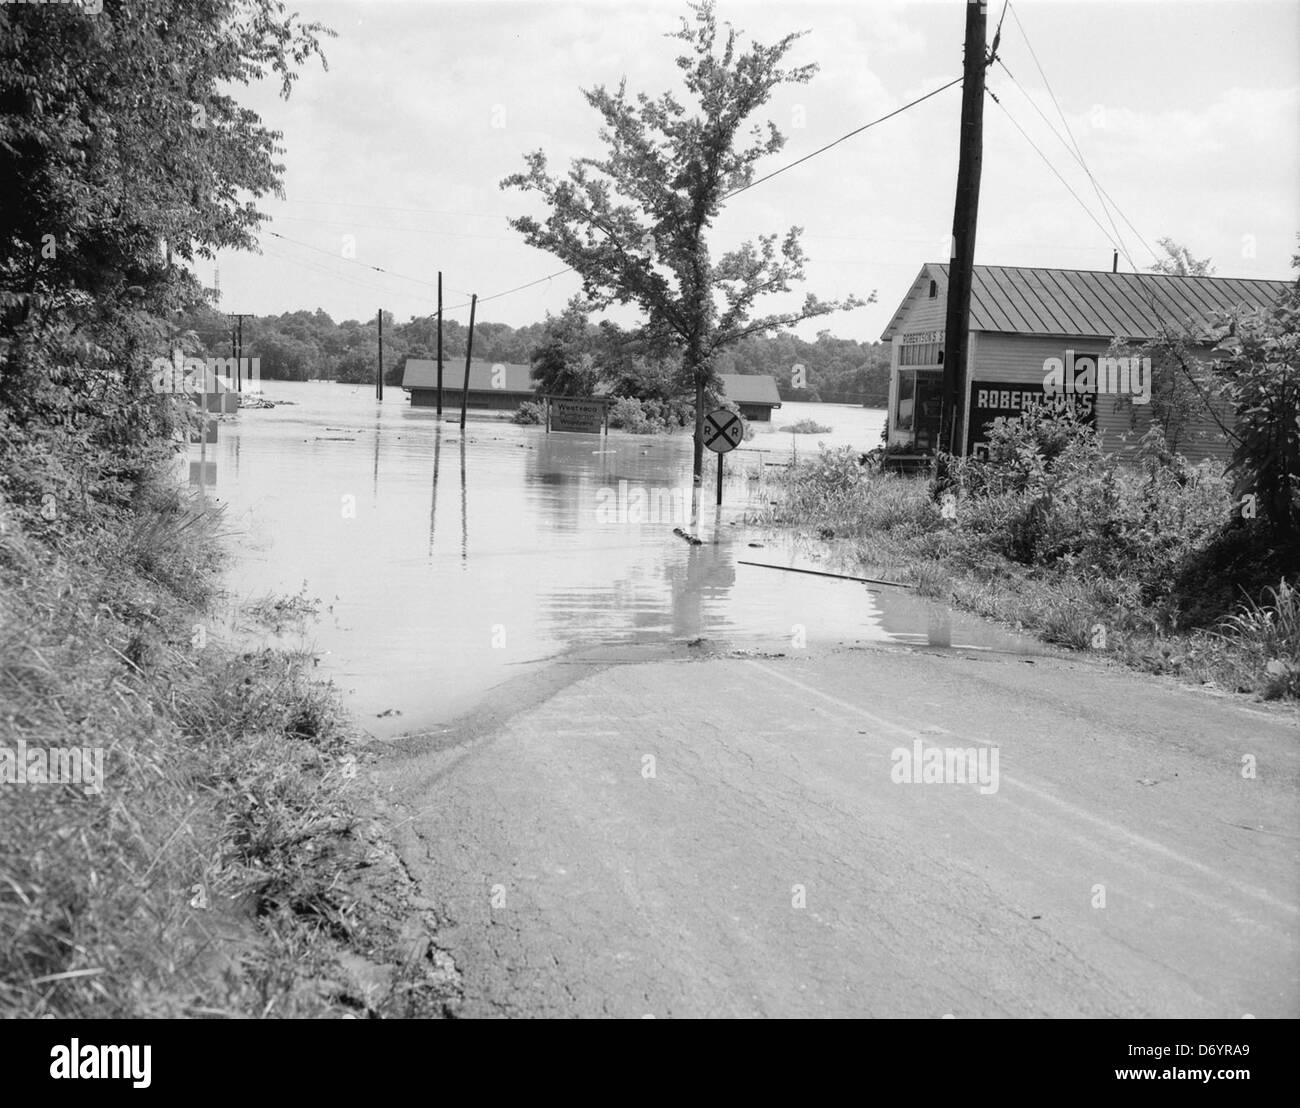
top-left (428, 424), bottom-right (440, 556)
top-left (460, 434), bottom-right (467, 563)
top-left (201, 383), bottom-right (1044, 735)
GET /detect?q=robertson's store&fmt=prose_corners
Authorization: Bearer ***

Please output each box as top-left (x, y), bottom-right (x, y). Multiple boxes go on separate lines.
top-left (880, 264), bottom-right (1289, 462)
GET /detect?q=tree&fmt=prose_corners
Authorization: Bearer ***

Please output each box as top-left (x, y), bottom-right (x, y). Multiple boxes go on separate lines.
top-left (0, 0), bottom-right (331, 509)
top-left (502, 0), bottom-right (869, 481)
top-left (529, 300), bottom-right (599, 396)
top-left (1149, 237), bottom-right (1216, 277)
top-left (1209, 248), bottom-right (1300, 545)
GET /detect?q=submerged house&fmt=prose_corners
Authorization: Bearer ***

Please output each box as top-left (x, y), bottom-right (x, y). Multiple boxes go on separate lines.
top-left (402, 359), bottom-right (535, 410)
top-left (717, 373), bottom-right (783, 422)
top-left (880, 264), bottom-right (1289, 463)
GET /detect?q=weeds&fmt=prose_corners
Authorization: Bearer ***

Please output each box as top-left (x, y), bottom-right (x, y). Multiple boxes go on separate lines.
top-left (0, 479), bottom-right (453, 1018)
top-left (762, 425), bottom-right (1299, 699)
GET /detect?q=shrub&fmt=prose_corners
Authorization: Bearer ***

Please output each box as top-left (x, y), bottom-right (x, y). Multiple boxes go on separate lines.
top-left (773, 445), bottom-right (939, 538)
top-left (512, 400), bottom-right (545, 425)
top-left (608, 396), bottom-right (660, 434)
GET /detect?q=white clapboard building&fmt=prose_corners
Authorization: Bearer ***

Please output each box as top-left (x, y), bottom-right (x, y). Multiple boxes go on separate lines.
top-left (880, 263), bottom-right (1289, 462)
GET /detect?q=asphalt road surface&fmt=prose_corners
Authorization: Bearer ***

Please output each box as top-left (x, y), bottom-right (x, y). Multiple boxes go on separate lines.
top-left (376, 640), bottom-right (1299, 1018)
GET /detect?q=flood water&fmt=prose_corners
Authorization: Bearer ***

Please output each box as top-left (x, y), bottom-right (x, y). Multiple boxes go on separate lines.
top-left (190, 381), bottom-right (1045, 737)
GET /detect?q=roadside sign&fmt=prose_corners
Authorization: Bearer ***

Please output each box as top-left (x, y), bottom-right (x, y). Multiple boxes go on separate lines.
top-left (547, 396), bottom-right (609, 434)
top-left (702, 408), bottom-right (744, 453)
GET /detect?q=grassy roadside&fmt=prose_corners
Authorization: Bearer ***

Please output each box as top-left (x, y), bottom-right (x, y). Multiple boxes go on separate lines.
top-left (747, 441), bottom-right (1300, 701)
top-left (0, 478), bottom-right (459, 1018)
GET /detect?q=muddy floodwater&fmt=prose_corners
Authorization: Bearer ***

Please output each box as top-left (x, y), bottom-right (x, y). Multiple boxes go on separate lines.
top-left (189, 381), bottom-right (1045, 737)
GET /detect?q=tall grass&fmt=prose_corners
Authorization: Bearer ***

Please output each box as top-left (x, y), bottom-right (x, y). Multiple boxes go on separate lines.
top-left (761, 435), bottom-right (1299, 699)
top-left (1216, 580), bottom-right (1300, 699)
top-left (0, 482), bottom-right (454, 1017)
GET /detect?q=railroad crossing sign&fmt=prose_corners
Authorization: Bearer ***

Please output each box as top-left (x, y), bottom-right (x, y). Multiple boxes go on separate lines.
top-left (702, 408), bottom-right (744, 453)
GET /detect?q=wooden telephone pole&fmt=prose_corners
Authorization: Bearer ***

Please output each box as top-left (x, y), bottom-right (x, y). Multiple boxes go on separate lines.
top-left (939, 0), bottom-right (991, 457)
top-left (436, 271), bottom-right (444, 416)
top-left (376, 308), bottom-right (384, 400)
top-left (229, 313), bottom-right (251, 392)
top-left (459, 294), bottom-right (477, 430)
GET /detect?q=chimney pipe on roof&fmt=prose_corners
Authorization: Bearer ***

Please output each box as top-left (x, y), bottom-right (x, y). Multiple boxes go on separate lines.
top-left (1112, 250), bottom-right (1118, 273)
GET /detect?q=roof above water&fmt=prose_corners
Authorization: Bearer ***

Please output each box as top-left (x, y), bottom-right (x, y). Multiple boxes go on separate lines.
top-left (881, 263), bottom-right (1291, 342)
top-left (717, 373), bottom-right (782, 406)
top-left (402, 359), bottom-right (534, 393)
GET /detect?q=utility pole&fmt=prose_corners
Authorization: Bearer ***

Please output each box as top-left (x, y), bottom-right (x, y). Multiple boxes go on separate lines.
top-left (938, 0), bottom-right (990, 458)
top-left (436, 271), bottom-right (444, 416)
top-left (377, 308), bottom-right (384, 400)
top-left (460, 294), bottom-right (477, 431)
top-left (229, 313), bottom-right (251, 393)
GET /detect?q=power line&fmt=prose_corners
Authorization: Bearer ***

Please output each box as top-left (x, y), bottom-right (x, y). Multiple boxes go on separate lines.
top-left (279, 198), bottom-right (511, 220)
top-left (723, 75), bottom-right (964, 200)
top-left (996, 5), bottom-right (1199, 362)
top-left (986, 85), bottom-right (1128, 255)
top-left (260, 237), bottom-right (572, 315)
top-left (256, 78), bottom-right (965, 316)
top-left (262, 229), bottom-right (442, 290)
top-left (1003, 2), bottom-right (1146, 270)
top-left (259, 241), bottom-right (418, 299)
top-left (270, 213), bottom-right (517, 244)
top-left (449, 268), bottom-right (575, 312)
top-left (994, 58), bottom-right (1159, 269)
top-left (459, 79), bottom-right (970, 306)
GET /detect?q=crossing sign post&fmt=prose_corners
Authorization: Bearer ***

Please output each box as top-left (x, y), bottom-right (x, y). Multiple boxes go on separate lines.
top-left (702, 408), bottom-right (745, 506)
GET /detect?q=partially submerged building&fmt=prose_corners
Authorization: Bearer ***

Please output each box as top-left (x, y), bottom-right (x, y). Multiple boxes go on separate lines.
top-left (880, 264), bottom-right (1289, 463)
top-left (401, 358), bottom-right (786, 425)
top-left (402, 359), bottom-right (535, 410)
top-left (716, 373), bottom-right (783, 422)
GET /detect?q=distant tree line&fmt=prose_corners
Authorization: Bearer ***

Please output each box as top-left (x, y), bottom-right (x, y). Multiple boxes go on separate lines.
top-left (175, 300), bottom-right (892, 405)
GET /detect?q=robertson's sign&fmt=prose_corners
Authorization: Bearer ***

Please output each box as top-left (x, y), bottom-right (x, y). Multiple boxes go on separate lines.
top-left (965, 378), bottom-right (1096, 458)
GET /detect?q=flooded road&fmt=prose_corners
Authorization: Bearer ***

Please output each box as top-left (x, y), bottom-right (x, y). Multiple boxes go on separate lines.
top-left (191, 382), bottom-right (1299, 1020)
top-left (192, 382), bottom-right (1044, 736)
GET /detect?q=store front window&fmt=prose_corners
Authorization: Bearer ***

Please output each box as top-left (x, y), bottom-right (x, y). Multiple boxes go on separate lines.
top-left (893, 369), bottom-right (943, 448)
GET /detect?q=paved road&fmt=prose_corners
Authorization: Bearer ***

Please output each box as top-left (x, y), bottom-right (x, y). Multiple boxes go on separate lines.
top-left (376, 640), bottom-right (1299, 1018)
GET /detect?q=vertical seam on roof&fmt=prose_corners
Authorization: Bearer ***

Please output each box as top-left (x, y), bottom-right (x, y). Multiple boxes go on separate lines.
top-left (1045, 268), bottom-right (1111, 336)
top-left (1146, 275), bottom-right (1201, 335)
top-left (968, 267), bottom-right (1000, 331)
top-left (1178, 276), bottom-right (1229, 332)
top-left (1082, 272), bottom-right (1145, 338)
top-left (977, 267), bottom-right (1029, 332)
top-left (985, 266), bottom-right (1042, 333)
top-left (1019, 268), bottom-right (1073, 333)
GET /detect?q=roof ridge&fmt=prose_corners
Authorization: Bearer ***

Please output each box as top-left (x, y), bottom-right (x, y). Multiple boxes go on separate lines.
top-left (927, 262), bottom-right (1290, 284)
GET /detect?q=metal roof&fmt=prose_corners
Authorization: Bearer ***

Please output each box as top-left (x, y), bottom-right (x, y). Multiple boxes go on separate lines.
top-left (402, 359), bottom-right (534, 393)
top-left (881, 264), bottom-right (1291, 342)
top-left (718, 373), bottom-right (782, 407)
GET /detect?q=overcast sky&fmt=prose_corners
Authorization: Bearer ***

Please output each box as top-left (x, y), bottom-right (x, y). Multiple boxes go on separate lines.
top-left (211, 0), bottom-right (1300, 343)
